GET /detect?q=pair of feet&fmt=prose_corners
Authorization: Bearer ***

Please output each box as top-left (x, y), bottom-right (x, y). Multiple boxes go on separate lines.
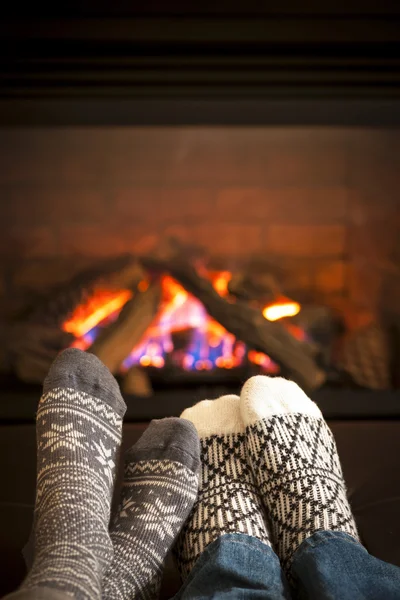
top-left (21, 349), bottom-right (200, 600)
top-left (20, 348), bottom-right (359, 600)
top-left (177, 377), bottom-right (359, 579)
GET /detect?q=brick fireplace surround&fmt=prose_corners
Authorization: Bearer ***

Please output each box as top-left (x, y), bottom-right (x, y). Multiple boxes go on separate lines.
top-left (0, 126), bottom-right (398, 333)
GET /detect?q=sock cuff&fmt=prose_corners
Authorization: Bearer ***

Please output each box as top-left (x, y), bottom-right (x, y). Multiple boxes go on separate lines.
top-left (126, 418), bottom-right (201, 474)
top-left (43, 348), bottom-right (126, 417)
top-left (180, 394), bottom-right (243, 438)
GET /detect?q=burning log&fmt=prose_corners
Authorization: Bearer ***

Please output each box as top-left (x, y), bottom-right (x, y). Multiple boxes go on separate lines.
top-left (30, 255), bottom-right (138, 329)
top-left (1, 259), bottom-right (151, 383)
top-left (290, 305), bottom-right (339, 368)
top-left (228, 271), bottom-right (281, 302)
top-left (171, 327), bottom-right (196, 351)
top-left (4, 321), bottom-right (73, 383)
top-left (89, 281), bottom-right (162, 374)
top-left (142, 240), bottom-right (325, 391)
top-left (98, 258), bottom-right (145, 291)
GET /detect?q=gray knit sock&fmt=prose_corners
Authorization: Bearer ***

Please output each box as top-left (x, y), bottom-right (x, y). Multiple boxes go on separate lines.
top-left (103, 418), bottom-right (200, 600)
top-left (20, 348), bottom-right (126, 600)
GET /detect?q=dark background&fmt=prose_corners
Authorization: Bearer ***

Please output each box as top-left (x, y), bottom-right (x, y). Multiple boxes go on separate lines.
top-left (0, 0), bottom-right (400, 125)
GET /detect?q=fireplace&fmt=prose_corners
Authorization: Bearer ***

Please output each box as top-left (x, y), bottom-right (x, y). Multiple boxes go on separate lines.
top-left (0, 126), bottom-right (399, 414)
top-left (0, 5), bottom-right (399, 420)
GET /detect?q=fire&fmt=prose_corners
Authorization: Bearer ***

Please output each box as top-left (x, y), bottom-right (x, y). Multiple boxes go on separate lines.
top-left (211, 271), bottom-right (232, 297)
top-left (63, 270), bottom-right (302, 374)
top-left (263, 300), bottom-right (300, 321)
top-left (122, 274), bottom-right (242, 371)
top-left (63, 289), bottom-right (132, 338)
top-left (162, 276), bottom-right (189, 312)
top-left (248, 350), bottom-right (279, 372)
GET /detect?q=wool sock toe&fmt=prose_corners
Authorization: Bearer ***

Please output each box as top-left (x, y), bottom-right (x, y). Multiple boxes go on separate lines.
top-left (44, 347), bottom-right (126, 415)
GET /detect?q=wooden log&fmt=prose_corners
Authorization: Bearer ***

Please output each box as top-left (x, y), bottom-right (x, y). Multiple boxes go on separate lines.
top-left (338, 322), bottom-right (391, 390)
top-left (289, 305), bottom-right (339, 368)
top-left (291, 305), bottom-right (335, 331)
top-left (3, 321), bottom-right (74, 383)
top-left (228, 271), bottom-right (281, 302)
top-left (122, 366), bottom-right (153, 396)
top-left (30, 254), bottom-right (136, 328)
top-left (142, 241), bottom-right (325, 391)
top-left (171, 327), bottom-right (196, 351)
top-left (89, 281), bottom-right (162, 374)
top-left (97, 258), bottom-right (145, 291)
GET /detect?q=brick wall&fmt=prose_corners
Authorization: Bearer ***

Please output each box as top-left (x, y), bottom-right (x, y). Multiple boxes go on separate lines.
top-left (0, 127), bottom-right (398, 328)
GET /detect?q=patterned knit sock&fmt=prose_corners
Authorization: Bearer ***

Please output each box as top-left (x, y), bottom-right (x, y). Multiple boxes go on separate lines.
top-left (20, 348), bottom-right (126, 600)
top-left (240, 375), bottom-right (360, 573)
top-left (103, 418), bottom-right (200, 600)
top-left (174, 394), bottom-right (272, 580)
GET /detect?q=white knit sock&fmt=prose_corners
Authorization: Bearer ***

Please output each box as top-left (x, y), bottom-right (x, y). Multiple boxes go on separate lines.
top-left (174, 394), bottom-right (271, 580)
top-left (240, 375), bottom-right (360, 572)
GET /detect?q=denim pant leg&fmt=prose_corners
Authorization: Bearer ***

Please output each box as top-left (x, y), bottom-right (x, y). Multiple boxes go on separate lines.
top-left (172, 533), bottom-right (292, 600)
top-left (290, 530), bottom-right (400, 600)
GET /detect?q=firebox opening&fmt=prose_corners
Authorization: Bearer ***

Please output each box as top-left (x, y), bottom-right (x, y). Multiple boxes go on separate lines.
top-left (0, 126), bottom-right (398, 399)
top-left (63, 273), bottom-right (299, 374)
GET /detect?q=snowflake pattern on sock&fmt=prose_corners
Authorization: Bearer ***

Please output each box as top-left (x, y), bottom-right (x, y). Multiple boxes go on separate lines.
top-left (103, 459), bottom-right (199, 600)
top-left (22, 386), bottom-right (124, 600)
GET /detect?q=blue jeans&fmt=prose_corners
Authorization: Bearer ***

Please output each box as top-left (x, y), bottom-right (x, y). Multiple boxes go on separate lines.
top-left (173, 532), bottom-right (400, 600)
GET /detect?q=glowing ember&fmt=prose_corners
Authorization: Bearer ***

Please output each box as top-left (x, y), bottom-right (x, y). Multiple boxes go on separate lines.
top-left (263, 300), bottom-right (300, 321)
top-left (63, 270), bottom-right (302, 374)
top-left (211, 271), bottom-right (232, 297)
top-left (137, 280), bottom-right (150, 292)
top-left (248, 350), bottom-right (279, 373)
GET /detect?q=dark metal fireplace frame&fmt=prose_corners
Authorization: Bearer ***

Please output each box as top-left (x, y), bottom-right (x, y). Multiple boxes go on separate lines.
top-left (1, 2), bottom-right (400, 127)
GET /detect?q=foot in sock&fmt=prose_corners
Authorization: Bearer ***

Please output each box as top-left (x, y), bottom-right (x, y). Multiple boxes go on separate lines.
top-left (102, 418), bottom-right (200, 600)
top-left (240, 375), bottom-right (359, 572)
top-left (174, 394), bottom-right (271, 580)
top-left (21, 348), bottom-right (126, 600)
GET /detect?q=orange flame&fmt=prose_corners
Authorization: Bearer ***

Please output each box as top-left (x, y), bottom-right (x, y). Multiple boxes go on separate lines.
top-left (63, 289), bottom-right (132, 337)
top-left (62, 270), bottom-right (303, 374)
top-left (248, 350), bottom-right (280, 373)
top-left (162, 276), bottom-right (189, 312)
top-left (211, 271), bottom-right (232, 297)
